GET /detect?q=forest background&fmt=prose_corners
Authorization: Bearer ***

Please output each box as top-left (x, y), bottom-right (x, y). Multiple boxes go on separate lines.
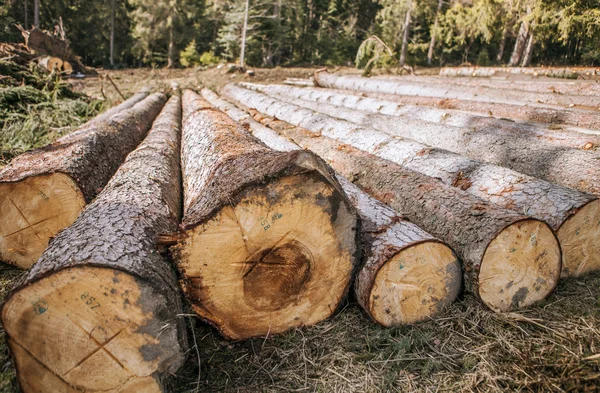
top-left (1, 0), bottom-right (599, 71)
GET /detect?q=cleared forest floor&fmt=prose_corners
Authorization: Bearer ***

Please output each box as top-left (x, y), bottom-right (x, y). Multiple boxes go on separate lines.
top-left (1, 67), bottom-right (599, 392)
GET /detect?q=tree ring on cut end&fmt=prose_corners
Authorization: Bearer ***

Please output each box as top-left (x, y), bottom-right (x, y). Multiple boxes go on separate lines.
top-left (0, 173), bottom-right (86, 268)
top-left (368, 241), bottom-right (461, 326)
top-left (2, 267), bottom-right (179, 393)
top-left (557, 199), bottom-right (600, 278)
top-left (479, 219), bottom-right (561, 312)
top-left (179, 172), bottom-right (357, 340)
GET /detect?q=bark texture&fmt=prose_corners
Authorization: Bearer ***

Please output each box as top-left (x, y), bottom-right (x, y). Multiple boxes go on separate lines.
top-left (208, 89), bottom-right (462, 325)
top-left (0, 92), bottom-right (165, 202)
top-left (254, 81), bottom-right (600, 195)
top-left (362, 90), bottom-right (600, 131)
top-left (176, 90), bottom-right (358, 340)
top-left (2, 95), bottom-right (187, 393)
top-left (95, 87), bottom-right (151, 123)
top-left (314, 71), bottom-right (600, 108)
top-left (241, 109), bottom-right (561, 312)
top-left (242, 82), bottom-right (600, 150)
top-left (225, 84), bottom-right (598, 276)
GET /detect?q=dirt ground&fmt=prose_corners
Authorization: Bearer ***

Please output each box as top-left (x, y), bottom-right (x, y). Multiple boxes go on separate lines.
top-left (1, 67), bottom-right (599, 392)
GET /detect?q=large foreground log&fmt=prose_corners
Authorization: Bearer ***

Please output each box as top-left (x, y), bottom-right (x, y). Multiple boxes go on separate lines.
top-left (0, 93), bottom-right (165, 268)
top-left (245, 83), bottom-right (600, 150)
top-left (243, 110), bottom-right (562, 312)
top-left (1, 95), bottom-right (187, 393)
top-left (241, 83), bottom-right (600, 195)
top-left (225, 85), bottom-right (599, 277)
top-left (175, 90), bottom-right (358, 340)
top-left (202, 88), bottom-right (462, 325)
top-left (314, 71), bottom-right (600, 108)
top-left (361, 91), bottom-right (600, 132)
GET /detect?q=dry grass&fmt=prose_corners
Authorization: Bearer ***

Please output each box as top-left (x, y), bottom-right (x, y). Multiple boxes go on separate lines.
top-left (1, 67), bottom-right (599, 392)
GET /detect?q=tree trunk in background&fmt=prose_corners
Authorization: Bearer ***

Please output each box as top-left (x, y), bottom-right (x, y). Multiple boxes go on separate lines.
top-left (1, 96), bottom-right (187, 393)
top-left (509, 22), bottom-right (527, 65)
top-left (167, 16), bottom-right (175, 68)
top-left (496, 22), bottom-right (509, 62)
top-left (399, 0), bottom-right (412, 66)
top-left (240, 0), bottom-right (250, 69)
top-left (33, 0), bottom-right (39, 27)
top-left (521, 33), bottom-right (535, 67)
top-left (110, 0), bottom-right (115, 67)
top-left (24, 0), bottom-right (28, 27)
top-left (427, 0), bottom-right (442, 65)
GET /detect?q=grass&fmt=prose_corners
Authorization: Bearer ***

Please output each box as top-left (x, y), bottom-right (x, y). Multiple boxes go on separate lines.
top-left (1, 66), bottom-right (600, 392)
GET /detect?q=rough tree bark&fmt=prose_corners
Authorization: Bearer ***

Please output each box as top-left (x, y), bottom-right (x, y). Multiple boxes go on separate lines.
top-left (225, 84), bottom-right (599, 277)
top-left (203, 88), bottom-right (463, 325)
top-left (173, 90), bottom-right (358, 340)
top-left (242, 83), bottom-right (600, 150)
top-left (239, 108), bottom-right (562, 312)
top-left (359, 90), bottom-right (600, 131)
top-left (310, 75), bottom-right (600, 195)
top-left (0, 93), bottom-right (165, 268)
top-left (314, 71), bottom-right (600, 108)
top-left (1, 95), bottom-right (187, 393)
top-left (94, 87), bottom-right (151, 123)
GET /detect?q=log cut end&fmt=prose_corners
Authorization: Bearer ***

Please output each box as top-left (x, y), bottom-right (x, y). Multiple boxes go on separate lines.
top-left (2, 267), bottom-right (184, 393)
top-left (557, 199), bottom-right (600, 277)
top-left (178, 172), bottom-right (357, 340)
top-left (367, 241), bottom-right (461, 326)
top-left (0, 173), bottom-right (86, 268)
top-left (479, 219), bottom-right (561, 312)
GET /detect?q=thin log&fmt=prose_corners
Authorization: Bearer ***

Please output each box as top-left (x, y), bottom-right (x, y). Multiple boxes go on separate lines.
top-left (1, 95), bottom-right (187, 393)
top-left (243, 82), bottom-right (600, 149)
top-left (238, 106), bottom-right (562, 312)
top-left (223, 84), bottom-right (598, 278)
top-left (174, 90), bottom-right (358, 340)
top-left (314, 71), bottom-right (600, 108)
top-left (0, 93), bottom-right (165, 268)
top-left (203, 88), bottom-right (462, 325)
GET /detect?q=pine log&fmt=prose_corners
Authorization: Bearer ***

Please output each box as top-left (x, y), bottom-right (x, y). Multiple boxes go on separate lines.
top-left (314, 71), bottom-right (600, 108)
top-left (242, 82), bottom-right (600, 195)
top-left (240, 108), bottom-right (562, 312)
top-left (62, 61), bottom-right (73, 74)
top-left (1, 95), bottom-right (187, 393)
top-left (439, 66), bottom-right (597, 79)
top-left (0, 93), bottom-right (165, 268)
top-left (94, 87), bottom-right (151, 123)
top-left (244, 82), bottom-right (600, 149)
top-left (203, 88), bottom-right (462, 325)
top-left (224, 84), bottom-right (599, 278)
top-left (174, 90), bottom-right (358, 340)
top-left (359, 91), bottom-right (600, 132)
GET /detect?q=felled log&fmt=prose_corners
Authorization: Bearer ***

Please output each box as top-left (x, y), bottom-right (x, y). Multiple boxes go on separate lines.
top-left (174, 90), bottom-right (358, 340)
top-left (204, 89), bottom-right (462, 325)
top-left (62, 61), bottom-right (73, 74)
top-left (242, 109), bottom-right (562, 312)
top-left (0, 93), bottom-right (165, 268)
top-left (94, 87), bottom-right (151, 123)
top-left (225, 84), bottom-right (598, 278)
top-left (359, 91), bottom-right (600, 131)
top-left (252, 81), bottom-right (600, 195)
top-left (314, 71), bottom-right (600, 108)
top-left (1, 95), bottom-right (186, 393)
top-left (244, 82), bottom-right (600, 149)
top-left (37, 56), bottom-right (63, 72)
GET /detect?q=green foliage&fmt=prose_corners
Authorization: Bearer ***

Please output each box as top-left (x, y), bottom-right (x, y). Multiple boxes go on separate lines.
top-left (355, 35), bottom-right (395, 75)
top-left (199, 51), bottom-right (220, 66)
top-left (179, 40), bottom-right (201, 67)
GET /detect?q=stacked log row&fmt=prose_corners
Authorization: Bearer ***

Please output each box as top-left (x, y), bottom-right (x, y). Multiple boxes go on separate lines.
top-left (95, 87), bottom-right (151, 123)
top-left (252, 80), bottom-right (600, 196)
top-left (358, 91), bottom-right (600, 130)
top-left (230, 105), bottom-right (562, 312)
top-left (1, 95), bottom-right (187, 393)
top-left (314, 71), bottom-right (600, 109)
top-left (202, 88), bottom-right (462, 326)
top-left (243, 82), bottom-right (600, 150)
top-left (223, 84), bottom-right (599, 278)
top-left (173, 90), bottom-right (358, 340)
top-left (0, 92), bottom-right (166, 268)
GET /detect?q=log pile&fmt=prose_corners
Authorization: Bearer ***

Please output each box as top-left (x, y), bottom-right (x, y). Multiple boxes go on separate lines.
top-left (2, 68), bottom-right (600, 390)
top-left (2, 95), bottom-right (186, 393)
top-left (0, 90), bottom-right (164, 268)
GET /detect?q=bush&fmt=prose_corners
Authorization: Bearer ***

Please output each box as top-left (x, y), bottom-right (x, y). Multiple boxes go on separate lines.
top-left (180, 40), bottom-right (201, 67)
top-left (199, 51), bottom-right (220, 66)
